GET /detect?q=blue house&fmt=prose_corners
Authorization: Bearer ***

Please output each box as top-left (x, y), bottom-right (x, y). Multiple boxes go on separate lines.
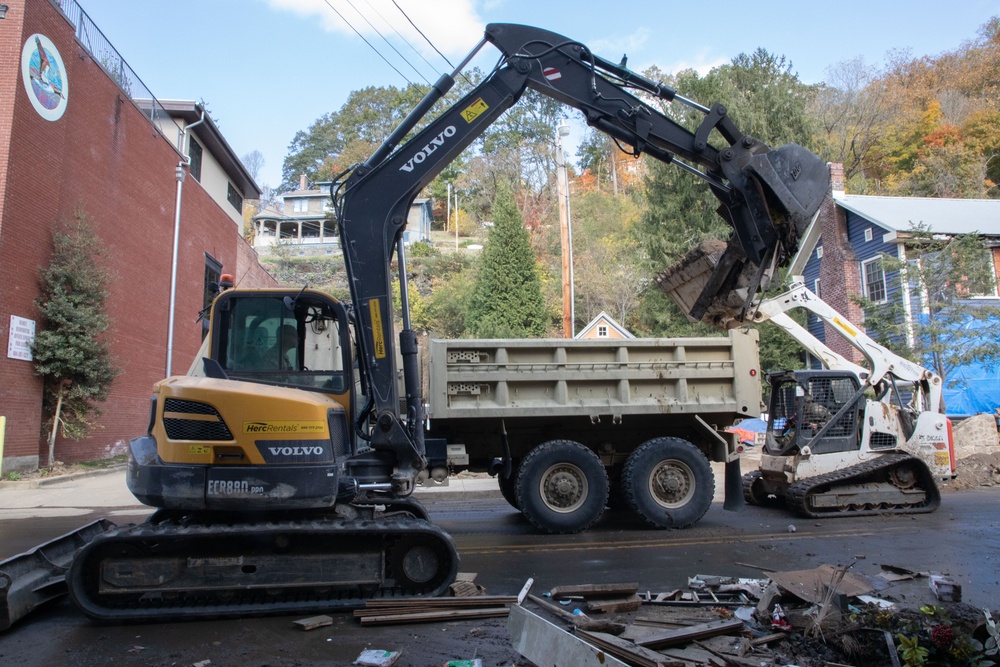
top-left (802, 164), bottom-right (1000, 414)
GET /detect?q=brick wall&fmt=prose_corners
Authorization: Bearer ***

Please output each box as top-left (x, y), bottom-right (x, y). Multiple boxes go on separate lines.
top-left (0, 0), bottom-right (274, 470)
top-left (816, 164), bottom-right (866, 365)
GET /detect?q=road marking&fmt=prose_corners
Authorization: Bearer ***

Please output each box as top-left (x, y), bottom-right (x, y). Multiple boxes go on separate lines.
top-left (455, 526), bottom-right (904, 556)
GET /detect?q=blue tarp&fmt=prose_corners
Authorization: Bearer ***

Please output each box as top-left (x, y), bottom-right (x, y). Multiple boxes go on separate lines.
top-left (942, 361), bottom-right (1000, 416)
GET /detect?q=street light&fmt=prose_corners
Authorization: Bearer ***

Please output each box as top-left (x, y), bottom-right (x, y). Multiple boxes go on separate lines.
top-left (555, 123), bottom-right (575, 337)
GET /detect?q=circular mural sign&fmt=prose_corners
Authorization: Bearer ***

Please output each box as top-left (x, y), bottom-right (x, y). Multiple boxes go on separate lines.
top-left (22, 34), bottom-right (69, 121)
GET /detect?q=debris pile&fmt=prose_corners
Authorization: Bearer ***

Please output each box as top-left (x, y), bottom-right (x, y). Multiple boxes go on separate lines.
top-left (507, 569), bottom-right (999, 667)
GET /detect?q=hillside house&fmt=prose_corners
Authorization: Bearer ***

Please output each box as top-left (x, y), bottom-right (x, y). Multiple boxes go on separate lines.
top-left (575, 312), bottom-right (634, 340)
top-left (803, 164), bottom-right (1000, 414)
top-left (253, 177), bottom-right (433, 256)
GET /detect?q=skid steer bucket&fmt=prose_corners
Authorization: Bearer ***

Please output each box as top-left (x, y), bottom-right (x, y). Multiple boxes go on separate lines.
top-left (656, 239), bottom-right (761, 330)
top-left (0, 518), bottom-right (116, 630)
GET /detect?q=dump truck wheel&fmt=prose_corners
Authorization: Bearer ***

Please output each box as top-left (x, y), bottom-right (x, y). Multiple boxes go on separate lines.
top-left (622, 437), bottom-right (714, 529)
top-left (515, 440), bottom-right (608, 534)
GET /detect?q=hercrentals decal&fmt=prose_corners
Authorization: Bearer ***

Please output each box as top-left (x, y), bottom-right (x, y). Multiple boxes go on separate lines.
top-left (243, 420), bottom-right (325, 434)
top-left (399, 125), bottom-right (457, 172)
top-left (255, 439), bottom-right (333, 463)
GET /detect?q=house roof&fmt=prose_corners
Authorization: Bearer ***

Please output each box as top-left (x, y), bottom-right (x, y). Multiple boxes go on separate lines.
top-left (834, 194), bottom-right (1000, 238)
top-left (159, 100), bottom-right (261, 200)
top-left (575, 311), bottom-right (634, 339)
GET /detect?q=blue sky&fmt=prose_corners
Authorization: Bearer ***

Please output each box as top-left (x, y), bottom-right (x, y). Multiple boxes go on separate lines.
top-left (78, 0), bottom-right (1000, 192)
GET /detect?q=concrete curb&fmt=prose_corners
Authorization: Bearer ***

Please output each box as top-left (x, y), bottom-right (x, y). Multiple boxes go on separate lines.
top-left (0, 464), bottom-right (126, 490)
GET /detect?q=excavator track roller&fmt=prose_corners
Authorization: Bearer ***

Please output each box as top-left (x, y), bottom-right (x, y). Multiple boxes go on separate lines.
top-left (67, 516), bottom-right (458, 623)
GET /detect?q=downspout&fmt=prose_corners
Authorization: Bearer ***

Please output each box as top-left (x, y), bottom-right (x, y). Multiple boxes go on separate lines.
top-left (166, 110), bottom-right (206, 376)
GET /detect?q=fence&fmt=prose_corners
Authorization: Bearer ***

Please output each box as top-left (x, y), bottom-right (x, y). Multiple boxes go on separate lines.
top-left (49, 0), bottom-right (180, 137)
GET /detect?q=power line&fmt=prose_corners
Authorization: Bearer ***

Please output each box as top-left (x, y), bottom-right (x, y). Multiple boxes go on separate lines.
top-left (343, 0), bottom-right (430, 84)
top-left (359, 0), bottom-right (442, 79)
top-left (321, 0), bottom-right (412, 84)
top-left (390, 0), bottom-right (455, 70)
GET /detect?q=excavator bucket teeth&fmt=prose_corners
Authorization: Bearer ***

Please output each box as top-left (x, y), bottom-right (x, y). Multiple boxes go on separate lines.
top-left (746, 143), bottom-right (830, 238)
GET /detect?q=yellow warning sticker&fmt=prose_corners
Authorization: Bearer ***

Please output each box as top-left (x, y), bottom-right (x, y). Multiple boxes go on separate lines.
top-left (834, 317), bottom-right (857, 337)
top-left (461, 98), bottom-right (489, 123)
top-left (243, 421), bottom-right (326, 434)
top-left (934, 451), bottom-right (951, 467)
top-left (189, 445), bottom-right (211, 455)
top-left (370, 298), bottom-right (387, 359)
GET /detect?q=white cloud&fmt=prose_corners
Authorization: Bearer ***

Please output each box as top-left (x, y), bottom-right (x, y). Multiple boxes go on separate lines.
top-left (661, 50), bottom-right (728, 77)
top-left (587, 28), bottom-right (651, 61)
top-left (266, 0), bottom-right (484, 60)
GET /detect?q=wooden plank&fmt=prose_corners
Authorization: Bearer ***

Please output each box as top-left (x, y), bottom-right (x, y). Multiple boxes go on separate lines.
top-left (507, 604), bottom-right (631, 667)
top-left (636, 618), bottom-right (745, 649)
top-left (550, 582), bottom-right (639, 598)
top-left (576, 629), bottom-right (686, 667)
top-left (359, 607), bottom-right (509, 626)
top-left (361, 596), bottom-right (516, 609)
top-left (587, 594), bottom-right (641, 613)
top-left (292, 614), bottom-right (333, 631)
top-left (749, 632), bottom-right (785, 647)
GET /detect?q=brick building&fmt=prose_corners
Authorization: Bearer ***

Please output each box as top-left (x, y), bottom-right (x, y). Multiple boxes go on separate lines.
top-left (803, 163), bottom-right (1000, 414)
top-left (0, 0), bottom-right (275, 473)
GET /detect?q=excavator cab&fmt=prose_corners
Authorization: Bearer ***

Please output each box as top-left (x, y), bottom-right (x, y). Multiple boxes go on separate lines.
top-left (766, 370), bottom-right (862, 456)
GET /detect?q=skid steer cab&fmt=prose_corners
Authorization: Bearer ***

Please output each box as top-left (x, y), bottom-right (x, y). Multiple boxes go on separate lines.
top-left (765, 370), bottom-right (863, 457)
top-left (127, 286), bottom-right (374, 512)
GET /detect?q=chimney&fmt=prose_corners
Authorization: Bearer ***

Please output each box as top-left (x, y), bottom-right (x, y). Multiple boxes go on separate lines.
top-left (299, 174), bottom-right (308, 191)
top-left (829, 162), bottom-right (845, 196)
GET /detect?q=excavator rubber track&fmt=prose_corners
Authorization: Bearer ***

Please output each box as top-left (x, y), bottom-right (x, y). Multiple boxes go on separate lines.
top-left (66, 515), bottom-right (458, 623)
top-left (785, 452), bottom-right (941, 518)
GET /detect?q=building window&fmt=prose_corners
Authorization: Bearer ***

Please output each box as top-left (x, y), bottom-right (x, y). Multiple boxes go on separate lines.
top-left (863, 257), bottom-right (887, 303)
top-left (227, 182), bottom-right (243, 212)
top-left (813, 278), bottom-right (821, 298)
top-left (188, 137), bottom-right (203, 182)
top-left (864, 228), bottom-right (874, 242)
top-left (597, 325), bottom-right (608, 338)
top-left (292, 198), bottom-right (306, 213)
top-left (816, 246), bottom-right (823, 259)
top-left (203, 254), bottom-right (222, 338)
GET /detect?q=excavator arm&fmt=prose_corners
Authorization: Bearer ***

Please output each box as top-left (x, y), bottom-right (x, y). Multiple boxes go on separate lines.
top-left (336, 23), bottom-right (830, 495)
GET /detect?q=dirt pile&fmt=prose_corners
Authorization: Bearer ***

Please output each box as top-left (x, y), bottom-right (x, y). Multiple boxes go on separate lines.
top-left (946, 452), bottom-right (1000, 490)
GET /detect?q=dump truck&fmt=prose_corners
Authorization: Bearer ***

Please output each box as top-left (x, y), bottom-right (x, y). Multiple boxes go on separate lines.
top-left (421, 329), bottom-right (762, 533)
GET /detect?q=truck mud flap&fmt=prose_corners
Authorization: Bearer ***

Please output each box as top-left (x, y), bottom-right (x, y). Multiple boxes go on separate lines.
top-left (0, 518), bottom-right (117, 631)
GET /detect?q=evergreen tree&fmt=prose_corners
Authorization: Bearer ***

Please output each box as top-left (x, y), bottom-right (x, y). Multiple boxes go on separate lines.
top-left (31, 213), bottom-right (119, 465)
top-left (466, 187), bottom-right (546, 338)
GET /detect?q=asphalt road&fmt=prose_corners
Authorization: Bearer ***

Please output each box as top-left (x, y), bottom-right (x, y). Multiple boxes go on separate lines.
top-left (1, 472), bottom-right (998, 666)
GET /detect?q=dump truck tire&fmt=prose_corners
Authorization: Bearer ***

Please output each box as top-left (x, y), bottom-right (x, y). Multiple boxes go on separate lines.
top-left (622, 437), bottom-right (714, 529)
top-left (515, 440), bottom-right (608, 534)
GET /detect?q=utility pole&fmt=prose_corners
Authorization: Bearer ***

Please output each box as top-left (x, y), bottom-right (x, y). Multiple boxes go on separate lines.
top-left (556, 123), bottom-right (575, 338)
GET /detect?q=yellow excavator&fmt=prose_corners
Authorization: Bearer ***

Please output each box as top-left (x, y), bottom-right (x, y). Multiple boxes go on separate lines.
top-left (2, 23), bottom-right (830, 626)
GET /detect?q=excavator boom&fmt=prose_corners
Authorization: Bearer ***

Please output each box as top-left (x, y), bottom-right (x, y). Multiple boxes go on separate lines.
top-left (337, 22), bottom-right (830, 494)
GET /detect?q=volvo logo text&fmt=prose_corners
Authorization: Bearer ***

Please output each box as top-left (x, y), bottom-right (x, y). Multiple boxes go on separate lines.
top-left (399, 126), bottom-right (457, 172)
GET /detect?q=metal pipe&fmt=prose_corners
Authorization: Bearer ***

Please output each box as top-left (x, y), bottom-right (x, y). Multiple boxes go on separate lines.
top-left (165, 109), bottom-right (206, 376)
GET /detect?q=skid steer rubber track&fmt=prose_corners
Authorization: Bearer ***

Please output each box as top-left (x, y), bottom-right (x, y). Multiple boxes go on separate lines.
top-left (66, 515), bottom-right (458, 623)
top-left (786, 452), bottom-right (941, 519)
